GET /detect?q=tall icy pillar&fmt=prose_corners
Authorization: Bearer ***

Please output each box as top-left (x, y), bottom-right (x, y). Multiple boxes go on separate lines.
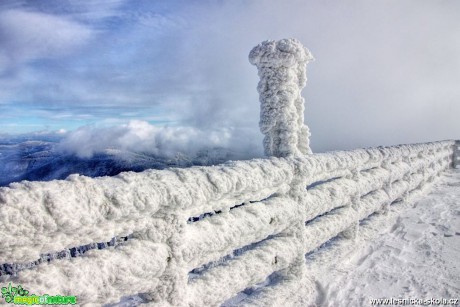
top-left (249, 38), bottom-right (314, 157)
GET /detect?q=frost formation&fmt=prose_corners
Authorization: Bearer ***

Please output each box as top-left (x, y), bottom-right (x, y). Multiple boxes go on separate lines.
top-left (249, 38), bottom-right (314, 157)
top-left (0, 35), bottom-right (456, 306)
top-left (0, 140), bottom-right (454, 306)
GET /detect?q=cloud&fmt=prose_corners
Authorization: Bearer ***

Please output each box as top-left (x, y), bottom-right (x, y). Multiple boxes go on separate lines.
top-left (149, 0), bottom-right (460, 152)
top-left (57, 120), bottom-right (263, 159)
top-left (0, 9), bottom-right (93, 73)
top-left (1, 0), bottom-right (459, 156)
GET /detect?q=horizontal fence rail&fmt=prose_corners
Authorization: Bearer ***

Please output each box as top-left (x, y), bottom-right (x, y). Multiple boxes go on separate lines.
top-left (0, 140), bottom-right (456, 306)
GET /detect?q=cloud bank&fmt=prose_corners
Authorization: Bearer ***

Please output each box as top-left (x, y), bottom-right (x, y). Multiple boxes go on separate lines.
top-left (57, 120), bottom-right (263, 160)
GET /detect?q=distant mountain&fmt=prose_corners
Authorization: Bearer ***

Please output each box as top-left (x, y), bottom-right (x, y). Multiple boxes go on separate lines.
top-left (0, 137), bottom-right (248, 187)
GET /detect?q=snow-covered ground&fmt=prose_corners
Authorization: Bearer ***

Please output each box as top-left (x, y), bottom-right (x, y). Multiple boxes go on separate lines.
top-left (307, 168), bottom-right (460, 306)
top-left (109, 168), bottom-right (459, 307)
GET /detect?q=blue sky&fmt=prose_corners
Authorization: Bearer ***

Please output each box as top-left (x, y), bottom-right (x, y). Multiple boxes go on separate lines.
top-left (0, 0), bottom-right (186, 131)
top-left (1, 0), bottom-right (459, 154)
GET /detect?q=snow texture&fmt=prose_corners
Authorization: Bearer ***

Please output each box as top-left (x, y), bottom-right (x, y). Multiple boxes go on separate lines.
top-left (0, 139), bottom-right (455, 306)
top-left (249, 38), bottom-right (314, 157)
top-left (3, 240), bottom-right (168, 306)
top-left (301, 168), bottom-right (460, 306)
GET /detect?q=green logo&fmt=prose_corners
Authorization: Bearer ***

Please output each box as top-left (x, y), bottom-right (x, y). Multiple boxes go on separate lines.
top-left (1, 283), bottom-right (29, 303)
top-left (1, 283), bottom-right (77, 305)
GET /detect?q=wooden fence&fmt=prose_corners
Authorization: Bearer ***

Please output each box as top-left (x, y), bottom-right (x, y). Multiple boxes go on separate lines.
top-left (0, 39), bottom-right (457, 306)
top-left (0, 140), bottom-right (455, 306)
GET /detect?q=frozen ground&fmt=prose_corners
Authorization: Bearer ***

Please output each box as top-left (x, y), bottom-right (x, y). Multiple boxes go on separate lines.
top-left (308, 168), bottom-right (460, 306)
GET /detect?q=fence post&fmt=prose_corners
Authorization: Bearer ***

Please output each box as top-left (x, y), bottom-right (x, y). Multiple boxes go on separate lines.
top-left (249, 39), bottom-right (315, 301)
top-left (454, 140), bottom-right (460, 168)
top-left (249, 38), bottom-right (314, 157)
top-left (138, 212), bottom-right (189, 306)
top-left (340, 221), bottom-right (359, 241)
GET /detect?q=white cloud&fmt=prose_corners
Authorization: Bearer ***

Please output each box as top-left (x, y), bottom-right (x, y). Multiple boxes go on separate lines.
top-left (0, 9), bottom-right (93, 72)
top-left (57, 120), bottom-right (263, 159)
top-left (1, 0), bottom-right (459, 154)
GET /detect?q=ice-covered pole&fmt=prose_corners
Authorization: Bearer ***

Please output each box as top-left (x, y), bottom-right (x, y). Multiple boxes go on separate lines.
top-left (249, 38), bottom-right (314, 157)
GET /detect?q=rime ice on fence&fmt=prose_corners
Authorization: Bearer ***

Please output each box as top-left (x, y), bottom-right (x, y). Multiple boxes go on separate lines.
top-left (454, 140), bottom-right (460, 168)
top-left (0, 37), bottom-right (457, 306)
top-left (249, 38), bottom-right (314, 157)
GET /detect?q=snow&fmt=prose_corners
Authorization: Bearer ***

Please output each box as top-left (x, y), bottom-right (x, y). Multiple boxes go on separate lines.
top-left (0, 140), bottom-right (455, 306)
top-left (4, 240), bottom-right (168, 306)
top-left (0, 35), bottom-right (456, 306)
top-left (304, 168), bottom-right (460, 306)
top-left (222, 168), bottom-right (460, 306)
top-left (0, 156), bottom-right (292, 264)
top-left (249, 39), bottom-right (314, 157)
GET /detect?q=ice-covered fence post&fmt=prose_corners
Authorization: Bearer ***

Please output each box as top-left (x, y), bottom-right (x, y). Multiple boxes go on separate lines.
top-left (249, 38), bottom-right (314, 157)
top-left (138, 212), bottom-right (189, 306)
top-left (454, 140), bottom-right (460, 168)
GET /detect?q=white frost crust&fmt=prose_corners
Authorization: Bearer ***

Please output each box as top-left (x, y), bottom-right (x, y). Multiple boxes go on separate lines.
top-left (0, 158), bottom-right (294, 263)
top-left (183, 142), bottom-right (452, 272)
top-left (238, 272), bottom-right (314, 307)
top-left (2, 240), bottom-right (168, 306)
top-left (183, 197), bottom-right (299, 270)
top-left (304, 205), bottom-right (359, 250)
top-left (0, 140), bottom-right (455, 306)
top-left (0, 142), bottom-right (452, 263)
top-left (208, 142), bottom-right (452, 306)
top-left (301, 169), bottom-right (457, 307)
top-left (302, 152), bottom-right (450, 256)
top-left (249, 39), bottom-right (314, 157)
top-left (0, 175), bottom-right (164, 263)
top-left (188, 235), bottom-right (299, 307)
top-left (185, 140), bottom-right (451, 305)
